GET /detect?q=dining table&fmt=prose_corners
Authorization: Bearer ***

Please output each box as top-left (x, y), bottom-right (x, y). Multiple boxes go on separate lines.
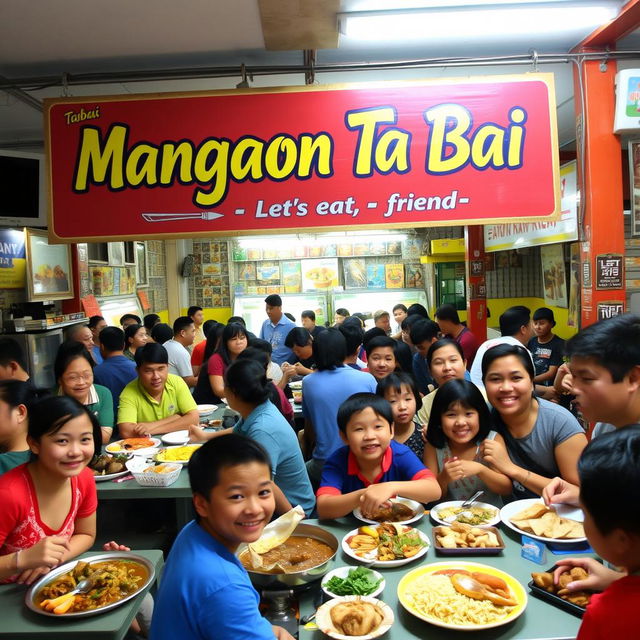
top-left (297, 514), bottom-right (594, 640)
top-left (0, 549), bottom-right (163, 640)
top-left (96, 404), bottom-right (232, 528)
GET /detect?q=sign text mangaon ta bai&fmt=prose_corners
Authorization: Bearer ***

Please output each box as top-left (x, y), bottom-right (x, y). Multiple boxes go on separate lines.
top-left (45, 75), bottom-right (561, 242)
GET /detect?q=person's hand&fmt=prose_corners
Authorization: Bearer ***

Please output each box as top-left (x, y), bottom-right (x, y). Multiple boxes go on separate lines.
top-left (542, 477), bottom-right (580, 507)
top-left (188, 424), bottom-right (208, 443)
top-left (442, 457), bottom-right (464, 482)
top-left (481, 439), bottom-right (514, 474)
top-left (272, 625), bottom-right (296, 640)
top-left (102, 541), bottom-right (131, 552)
top-left (280, 364), bottom-right (295, 382)
top-left (538, 386), bottom-right (559, 402)
top-left (553, 558), bottom-right (624, 592)
top-left (15, 566), bottom-right (51, 585)
top-left (19, 536), bottom-right (69, 572)
top-left (359, 484), bottom-right (395, 517)
top-left (420, 424), bottom-right (428, 444)
top-left (133, 423), bottom-right (152, 437)
top-left (554, 363), bottom-right (574, 395)
top-left (293, 363), bottom-right (308, 376)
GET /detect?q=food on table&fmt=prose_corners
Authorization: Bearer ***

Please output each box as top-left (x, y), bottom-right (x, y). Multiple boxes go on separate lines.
top-left (142, 464), bottom-right (178, 474)
top-left (510, 504), bottom-right (585, 539)
top-left (37, 560), bottom-right (147, 614)
top-left (531, 567), bottom-right (591, 607)
top-left (330, 601), bottom-right (385, 636)
top-left (324, 567), bottom-right (383, 596)
top-left (155, 445), bottom-right (200, 462)
top-left (108, 438), bottom-right (155, 452)
top-left (436, 504), bottom-right (498, 526)
top-left (403, 570), bottom-right (517, 625)
top-left (368, 501), bottom-right (415, 523)
top-left (239, 536), bottom-right (333, 574)
top-left (89, 453), bottom-right (128, 476)
top-left (434, 522), bottom-right (502, 549)
top-left (348, 523), bottom-right (425, 561)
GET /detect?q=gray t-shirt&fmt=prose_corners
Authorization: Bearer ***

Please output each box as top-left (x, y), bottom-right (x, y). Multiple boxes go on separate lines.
top-left (496, 398), bottom-right (584, 500)
top-left (163, 339), bottom-right (193, 378)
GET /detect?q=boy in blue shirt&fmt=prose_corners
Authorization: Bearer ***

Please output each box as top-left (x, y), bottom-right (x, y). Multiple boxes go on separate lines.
top-left (150, 434), bottom-right (294, 640)
top-left (316, 393), bottom-right (441, 519)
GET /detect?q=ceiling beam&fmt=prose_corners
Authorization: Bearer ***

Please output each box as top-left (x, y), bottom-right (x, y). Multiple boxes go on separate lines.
top-left (573, 0), bottom-right (640, 50)
top-left (258, 0), bottom-right (339, 51)
top-left (0, 76), bottom-right (43, 113)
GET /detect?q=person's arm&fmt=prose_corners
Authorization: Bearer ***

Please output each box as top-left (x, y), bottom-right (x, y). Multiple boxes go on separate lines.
top-left (272, 484), bottom-right (293, 516)
top-left (301, 418), bottom-right (315, 458)
top-left (358, 478), bottom-right (441, 517)
top-left (188, 424), bottom-right (233, 442)
top-left (0, 535), bottom-right (70, 582)
top-left (100, 427), bottom-right (113, 444)
top-left (553, 363), bottom-right (573, 395)
top-left (317, 488), bottom-right (367, 519)
top-left (182, 374), bottom-right (198, 388)
top-left (209, 374), bottom-right (225, 398)
top-left (482, 432), bottom-right (586, 496)
top-left (142, 409), bottom-right (200, 436)
top-left (534, 364), bottom-right (560, 385)
top-left (97, 387), bottom-right (114, 444)
top-left (292, 363), bottom-right (313, 377)
top-left (424, 443), bottom-right (450, 496)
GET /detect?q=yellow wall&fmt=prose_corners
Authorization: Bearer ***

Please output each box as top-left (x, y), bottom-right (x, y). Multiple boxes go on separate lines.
top-left (486, 297), bottom-right (577, 340)
top-left (158, 310), bottom-right (170, 324)
top-left (180, 307), bottom-right (233, 323)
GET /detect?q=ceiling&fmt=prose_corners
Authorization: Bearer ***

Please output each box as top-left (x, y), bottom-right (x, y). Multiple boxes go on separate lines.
top-left (0, 0), bottom-right (638, 149)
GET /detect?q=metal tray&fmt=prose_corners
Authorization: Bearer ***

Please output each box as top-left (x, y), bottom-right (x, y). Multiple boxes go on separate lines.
top-left (25, 552), bottom-right (155, 618)
top-left (432, 525), bottom-right (506, 555)
top-left (528, 565), bottom-right (588, 618)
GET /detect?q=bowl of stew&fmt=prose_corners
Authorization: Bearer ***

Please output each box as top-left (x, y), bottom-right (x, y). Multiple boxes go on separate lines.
top-left (237, 523), bottom-right (339, 589)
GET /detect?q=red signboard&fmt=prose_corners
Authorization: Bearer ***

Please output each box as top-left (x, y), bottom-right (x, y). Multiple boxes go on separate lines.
top-left (45, 75), bottom-right (560, 242)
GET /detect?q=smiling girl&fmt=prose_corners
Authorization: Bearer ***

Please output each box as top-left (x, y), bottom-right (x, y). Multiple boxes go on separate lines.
top-left (480, 343), bottom-right (587, 501)
top-left (0, 396), bottom-right (99, 584)
top-left (425, 379), bottom-right (512, 506)
top-left (208, 322), bottom-right (248, 399)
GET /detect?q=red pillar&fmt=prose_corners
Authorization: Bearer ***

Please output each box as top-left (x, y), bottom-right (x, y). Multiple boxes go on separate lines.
top-left (465, 224), bottom-right (487, 342)
top-left (572, 59), bottom-right (625, 327)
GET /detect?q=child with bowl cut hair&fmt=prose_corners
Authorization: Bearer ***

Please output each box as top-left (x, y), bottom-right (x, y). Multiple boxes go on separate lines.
top-left (316, 393), bottom-right (441, 520)
top-left (150, 433), bottom-right (294, 640)
top-left (553, 426), bottom-right (640, 640)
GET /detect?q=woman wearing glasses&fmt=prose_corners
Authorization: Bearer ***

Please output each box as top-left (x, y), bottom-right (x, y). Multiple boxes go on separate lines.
top-left (55, 342), bottom-right (114, 444)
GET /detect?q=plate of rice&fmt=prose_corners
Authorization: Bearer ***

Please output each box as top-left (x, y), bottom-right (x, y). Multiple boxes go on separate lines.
top-left (397, 561), bottom-right (527, 630)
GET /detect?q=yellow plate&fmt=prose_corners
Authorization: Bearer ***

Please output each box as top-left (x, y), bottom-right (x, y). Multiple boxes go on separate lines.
top-left (397, 561), bottom-right (527, 631)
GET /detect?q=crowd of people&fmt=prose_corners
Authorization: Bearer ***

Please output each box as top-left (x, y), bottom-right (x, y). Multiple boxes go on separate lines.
top-left (0, 296), bottom-right (638, 640)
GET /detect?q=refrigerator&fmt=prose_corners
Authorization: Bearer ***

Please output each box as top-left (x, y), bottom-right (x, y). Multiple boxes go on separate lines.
top-left (331, 289), bottom-right (429, 329)
top-left (233, 292), bottom-right (330, 335)
top-left (11, 329), bottom-right (64, 390)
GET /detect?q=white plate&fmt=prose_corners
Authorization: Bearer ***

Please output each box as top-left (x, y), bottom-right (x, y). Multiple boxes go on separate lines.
top-left (353, 497), bottom-right (425, 526)
top-left (105, 438), bottom-right (161, 456)
top-left (321, 566), bottom-right (385, 599)
top-left (431, 500), bottom-right (501, 527)
top-left (499, 498), bottom-right (587, 544)
top-left (92, 469), bottom-right (129, 482)
top-left (197, 404), bottom-right (217, 414)
top-left (161, 430), bottom-right (190, 445)
top-left (316, 595), bottom-right (394, 640)
top-left (341, 525), bottom-right (430, 567)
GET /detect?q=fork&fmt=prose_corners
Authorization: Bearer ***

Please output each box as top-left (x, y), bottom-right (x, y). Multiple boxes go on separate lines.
top-left (461, 490), bottom-right (484, 508)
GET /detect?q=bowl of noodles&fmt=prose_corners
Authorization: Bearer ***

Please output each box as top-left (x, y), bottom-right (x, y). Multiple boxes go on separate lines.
top-left (397, 561), bottom-right (527, 630)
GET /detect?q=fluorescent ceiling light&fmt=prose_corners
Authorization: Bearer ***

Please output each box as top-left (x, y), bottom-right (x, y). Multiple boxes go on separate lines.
top-left (338, 2), bottom-right (620, 40)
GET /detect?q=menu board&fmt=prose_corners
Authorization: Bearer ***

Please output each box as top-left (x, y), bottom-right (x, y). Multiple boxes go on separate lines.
top-left (385, 263), bottom-right (405, 288)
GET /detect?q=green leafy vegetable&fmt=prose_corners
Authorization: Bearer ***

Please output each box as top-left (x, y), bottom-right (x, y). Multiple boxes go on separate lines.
top-left (324, 567), bottom-right (383, 596)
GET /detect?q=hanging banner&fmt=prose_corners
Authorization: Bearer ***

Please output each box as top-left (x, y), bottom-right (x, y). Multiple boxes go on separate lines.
top-left (45, 75), bottom-right (560, 242)
top-left (484, 160), bottom-right (577, 252)
top-left (0, 229), bottom-right (26, 288)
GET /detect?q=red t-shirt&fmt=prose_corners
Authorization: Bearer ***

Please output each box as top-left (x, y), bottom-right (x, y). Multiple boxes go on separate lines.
top-left (273, 383), bottom-right (294, 423)
top-left (0, 464), bottom-right (97, 583)
top-left (207, 353), bottom-right (226, 377)
top-left (456, 327), bottom-right (480, 370)
top-left (190, 340), bottom-right (207, 367)
top-left (577, 575), bottom-right (640, 640)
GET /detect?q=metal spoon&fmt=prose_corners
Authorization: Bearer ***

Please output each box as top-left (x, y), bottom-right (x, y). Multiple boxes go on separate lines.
top-left (461, 490), bottom-right (484, 508)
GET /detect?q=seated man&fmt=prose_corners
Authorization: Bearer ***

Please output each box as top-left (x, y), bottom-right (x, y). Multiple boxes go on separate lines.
top-left (163, 316), bottom-right (198, 388)
top-left (93, 326), bottom-right (137, 419)
top-left (282, 327), bottom-right (315, 379)
top-left (117, 343), bottom-right (199, 438)
top-left (316, 393), bottom-right (441, 519)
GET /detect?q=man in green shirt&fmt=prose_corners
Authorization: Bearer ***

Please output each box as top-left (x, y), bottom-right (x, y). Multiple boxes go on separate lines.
top-left (117, 343), bottom-right (199, 438)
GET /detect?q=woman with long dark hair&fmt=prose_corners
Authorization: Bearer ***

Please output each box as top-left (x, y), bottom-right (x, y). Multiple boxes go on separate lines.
top-left (481, 343), bottom-right (587, 501)
top-left (207, 323), bottom-right (248, 400)
top-left (192, 323), bottom-right (225, 405)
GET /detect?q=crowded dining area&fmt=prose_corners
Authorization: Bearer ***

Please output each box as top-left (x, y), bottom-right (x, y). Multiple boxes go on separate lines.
top-left (2, 1), bottom-right (640, 639)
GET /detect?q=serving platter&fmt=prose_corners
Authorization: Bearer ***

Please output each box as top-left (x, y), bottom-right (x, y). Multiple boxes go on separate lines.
top-left (397, 561), bottom-right (527, 630)
top-left (105, 438), bottom-right (161, 456)
top-left (341, 525), bottom-right (430, 568)
top-left (160, 430), bottom-right (190, 445)
top-left (92, 469), bottom-right (130, 482)
top-left (353, 497), bottom-right (425, 526)
top-left (25, 552), bottom-right (155, 618)
top-left (431, 500), bottom-right (501, 527)
top-left (500, 499), bottom-right (587, 544)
